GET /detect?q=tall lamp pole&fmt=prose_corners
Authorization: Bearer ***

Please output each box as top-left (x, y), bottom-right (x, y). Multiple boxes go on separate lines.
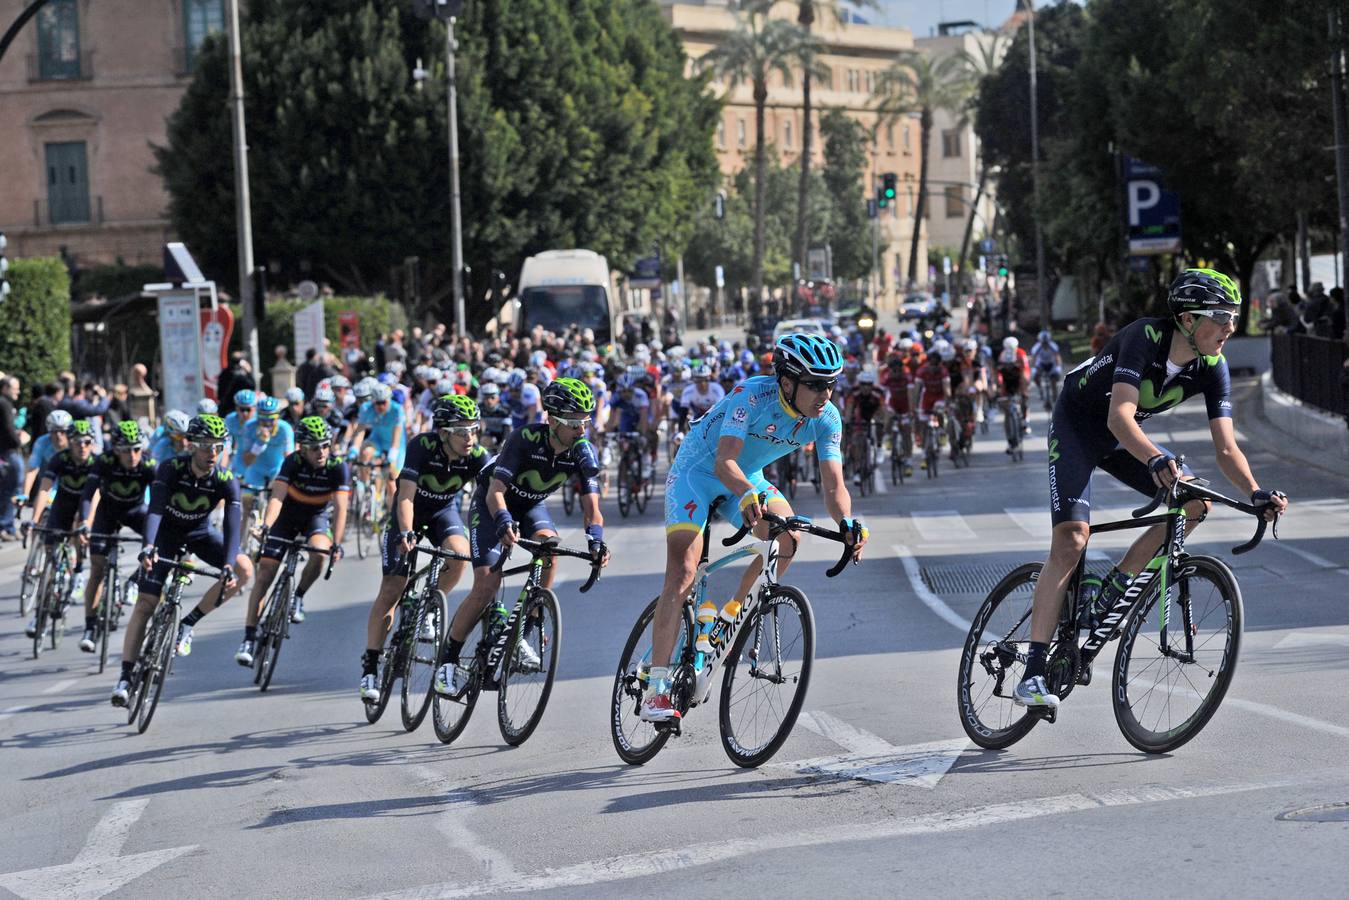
top-left (1025, 0), bottom-right (1049, 330)
top-left (226, 0), bottom-right (259, 375)
top-left (446, 16), bottom-right (467, 339)
top-left (1331, 10), bottom-right (1349, 291)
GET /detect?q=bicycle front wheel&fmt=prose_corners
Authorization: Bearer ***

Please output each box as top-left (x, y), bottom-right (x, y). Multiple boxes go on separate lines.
top-left (19, 541), bottom-right (42, 616)
top-left (98, 567), bottom-right (119, 675)
top-left (498, 588), bottom-right (561, 746)
top-left (610, 597), bottom-right (692, 765)
top-left (257, 574), bottom-right (292, 692)
top-left (432, 632), bottom-right (482, 745)
top-left (616, 455), bottom-right (634, 518)
top-left (401, 589), bottom-right (448, 732)
top-left (719, 586), bottom-right (815, 768)
top-left (956, 562), bottom-right (1042, 749)
top-left (137, 606), bottom-right (178, 734)
top-left (354, 487), bottom-right (371, 559)
top-left (1112, 555), bottom-right (1243, 754)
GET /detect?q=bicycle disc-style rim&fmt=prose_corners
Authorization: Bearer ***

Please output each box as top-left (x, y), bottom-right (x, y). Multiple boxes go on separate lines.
top-left (610, 597), bottom-right (689, 765)
top-left (1112, 556), bottom-right (1243, 754)
top-left (137, 612), bottom-right (176, 734)
top-left (498, 588), bottom-right (561, 746)
top-left (401, 591), bottom-right (446, 732)
top-left (432, 636), bottom-right (481, 745)
top-left (98, 570), bottom-right (117, 674)
top-left (719, 587), bottom-right (815, 768)
top-left (259, 595), bottom-right (288, 693)
top-left (956, 562), bottom-right (1041, 749)
top-left (363, 637), bottom-right (398, 724)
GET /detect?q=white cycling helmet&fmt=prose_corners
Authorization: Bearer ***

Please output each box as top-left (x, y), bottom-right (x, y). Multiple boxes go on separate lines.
top-left (999, 348), bottom-right (1019, 364)
top-left (1003, 337), bottom-right (1019, 350)
top-left (962, 339), bottom-right (978, 352)
top-left (897, 337), bottom-right (914, 352)
top-left (940, 346), bottom-right (957, 362)
top-left (435, 378), bottom-right (456, 396)
top-left (46, 410), bottom-right (74, 432)
top-left (196, 398), bottom-right (218, 415)
top-left (858, 370), bottom-right (877, 385)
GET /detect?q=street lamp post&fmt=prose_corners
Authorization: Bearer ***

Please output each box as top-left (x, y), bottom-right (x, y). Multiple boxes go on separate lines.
top-left (1025, 0), bottom-right (1049, 330)
top-left (446, 17), bottom-right (467, 339)
top-left (226, 0), bottom-right (259, 375)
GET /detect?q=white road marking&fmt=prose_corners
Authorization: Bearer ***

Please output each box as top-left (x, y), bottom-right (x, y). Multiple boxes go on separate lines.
top-left (1274, 542), bottom-right (1340, 570)
top-left (908, 511), bottom-right (976, 543)
top-left (1273, 631), bottom-right (1349, 651)
top-left (795, 710), bottom-right (894, 756)
top-left (371, 774), bottom-right (1324, 899)
top-left (0, 799), bottom-right (196, 900)
top-left (785, 711), bottom-right (969, 789)
top-left (414, 765), bottom-right (521, 882)
top-left (894, 544), bottom-right (969, 632)
top-left (42, 678), bottom-right (77, 696)
top-left (1158, 684), bottom-right (1349, 739)
top-left (0, 704), bottom-right (32, 722)
top-left (1004, 507), bottom-right (1048, 539)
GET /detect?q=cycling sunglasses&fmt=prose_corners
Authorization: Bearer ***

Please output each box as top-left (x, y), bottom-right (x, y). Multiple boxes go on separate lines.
top-left (440, 424), bottom-right (481, 436)
top-left (552, 415), bottom-right (589, 429)
top-left (191, 440), bottom-right (226, 453)
top-left (1189, 309), bottom-right (1239, 327)
top-left (798, 377), bottom-right (837, 393)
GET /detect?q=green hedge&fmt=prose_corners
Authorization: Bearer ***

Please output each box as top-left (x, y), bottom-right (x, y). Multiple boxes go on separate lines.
top-left (73, 263), bottom-right (163, 302)
top-left (0, 257), bottom-right (73, 388)
top-left (247, 295), bottom-right (408, 362)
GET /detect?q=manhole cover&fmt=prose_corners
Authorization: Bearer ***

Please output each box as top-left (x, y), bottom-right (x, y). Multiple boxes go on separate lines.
top-left (920, 561), bottom-right (1114, 596)
top-left (1277, 802), bottom-right (1349, 823)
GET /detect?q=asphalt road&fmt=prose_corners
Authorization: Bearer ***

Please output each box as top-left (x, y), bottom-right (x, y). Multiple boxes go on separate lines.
top-left (1, 377), bottom-right (1346, 899)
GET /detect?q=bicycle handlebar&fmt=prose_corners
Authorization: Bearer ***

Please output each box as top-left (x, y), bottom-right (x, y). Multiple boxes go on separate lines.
top-left (723, 496), bottom-right (862, 578)
top-left (489, 535), bottom-right (604, 593)
top-left (262, 534), bottom-right (341, 579)
top-left (1131, 457), bottom-right (1278, 555)
top-left (22, 522), bottom-right (86, 549)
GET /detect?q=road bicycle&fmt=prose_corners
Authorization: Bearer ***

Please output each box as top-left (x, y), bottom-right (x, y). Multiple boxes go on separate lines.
top-left (615, 432), bottom-right (650, 518)
top-left (242, 484), bottom-right (270, 559)
top-left (956, 471), bottom-right (1276, 753)
top-left (87, 533), bottom-right (140, 674)
top-left (23, 523), bottom-right (83, 659)
top-left (948, 393), bottom-right (976, 469)
top-left (251, 536), bottom-right (337, 692)
top-left (124, 554), bottom-right (225, 734)
top-left (922, 404), bottom-right (947, 478)
top-left (351, 459), bottom-right (387, 560)
top-left (16, 504), bottom-right (47, 617)
top-left (887, 413), bottom-right (913, 486)
top-left (846, 421), bottom-right (877, 496)
top-left (1000, 395), bottom-right (1025, 462)
top-left (610, 498), bottom-right (861, 768)
top-left (433, 535), bottom-right (602, 746)
top-left (1035, 365), bottom-right (1061, 410)
top-left (363, 541), bottom-right (469, 732)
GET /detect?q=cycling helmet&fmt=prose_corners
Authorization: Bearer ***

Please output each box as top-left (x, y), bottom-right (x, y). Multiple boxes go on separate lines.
top-left (1168, 267), bottom-right (1241, 320)
top-left (353, 378), bottom-right (375, 400)
top-left (433, 378), bottom-right (454, 396)
top-left (561, 365), bottom-right (584, 380)
top-left (112, 419), bottom-right (148, 450)
top-left (163, 410), bottom-right (191, 436)
top-left (384, 360), bottom-right (406, 376)
top-left (694, 364), bottom-right (712, 379)
top-left (372, 384), bottom-right (393, 404)
top-left (940, 346), bottom-right (957, 362)
top-left (284, 387), bottom-right (304, 404)
top-left (256, 395), bottom-right (282, 418)
top-left (1003, 337), bottom-right (1019, 350)
top-left (616, 373), bottom-right (636, 391)
top-left (579, 349), bottom-right (599, 363)
top-left (329, 375), bottom-right (351, 390)
top-left (377, 372), bottom-right (399, 386)
top-left (313, 386), bottom-right (336, 405)
top-left (773, 333), bottom-right (845, 381)
top-left (858, 370), bottom-right (877, 385)
top-left (739, 349), bottom-right (755, 366)
top-left (233, 389), bottom-right (257, 409)
top-left (479, 382), bottom-right (500, 398)
top-left (196, 398), bottom-right (218, 415)
top-left (66, 419), bottom-right (95, 440)
top-left (1038, 329), bottom-right (1052, 342)
top-left (962, 339), bottom-right (978, 352)
top-left (507, 371), bottom-right (525, 392)
top-left (432, 394), bottom-right (480, 428)
top-left (999, 348), bottom-right (1019, 365)
top-left (295, 416), bottom-right (331, 446)
top-left (46, 410), bottom-right (73, 433)
top-left (186, 414), bottom-right (228, 442)
top-left (530, 350), bottom-right (548, 368)
top-left (542, 377), bottom-right (596, 415)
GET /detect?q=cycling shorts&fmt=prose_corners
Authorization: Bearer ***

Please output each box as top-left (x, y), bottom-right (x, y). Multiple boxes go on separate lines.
top-left (1046, 404), bottom-right (1192, 526)
top-left (42, 495), bottom-right (84, 545)
top-left (380, 502), bottom-right (468, 577)
top-left (467, 484), bottom-right (555, 570)
top-left (363, 438), bottom-right (406, 472)
top-left (663, 463), bottom-right (784, 535)
top-left (138, 525), bottom-right (229, 597)
top-left (261, 504), bottom-right (332, 561)
top-left (89, 505), bottom-right (147, 556)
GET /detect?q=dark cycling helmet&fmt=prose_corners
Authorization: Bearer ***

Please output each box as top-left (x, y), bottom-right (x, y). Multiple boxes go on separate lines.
top-left (187, 414), bottom-right (228, 442)
top-left (1167, 268), bottom-right (1240, 317)
top-left (112, 420), bottom-right (148, 450)
top-left (66, 419), bottom-right (95, 440)
top-left (773, 333), bottom-right (844, 380)
top-left (432, 394), bottom-right (480, 428)
top-left (542, 377), bottom-right (596, 416)
top-left (295, 415), bottom-right (331, 446)
top-left (256, 395), bottom-right (282, 418)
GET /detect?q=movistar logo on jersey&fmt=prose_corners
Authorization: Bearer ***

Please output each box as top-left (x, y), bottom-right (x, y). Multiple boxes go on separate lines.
top-left (515, 470), bottom-right (566, 495)
top-left (419, 472), bottom-right (464, 494)
top-left (170, 492), bottom-right (211, 513)
top-left (59, 473), bottom-right (89, 492)
top-left (522, 427), bottom-right (544, 444)
top-left (1145, 324), bottom-right (1163, 344)
top-left (1138, 379), bottom-right (1183, 411)
top-left (420, 435), bottom-right (438, 451)
top-left (1048, 438), bottom-right (1060, 463)
top-left (106, 479), bottom-right (145, 499)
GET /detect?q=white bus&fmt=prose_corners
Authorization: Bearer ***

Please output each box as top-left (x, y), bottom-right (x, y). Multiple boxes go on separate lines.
top-left (502, 249), bottom-right (647, 345)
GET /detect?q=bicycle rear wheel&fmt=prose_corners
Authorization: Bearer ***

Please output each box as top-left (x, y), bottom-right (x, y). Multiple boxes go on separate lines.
top-left (1112, 555), bottom-right (1242, 754)
top-left (363, 621), bottom-right (401, 725)
top-left (432, 626), bottom-right (483, 745)
top-left (19, 541), bottom-right (42, 617)
top-left (498, 588), bottom-right (561, 746)
top-left (610, 597), bottom-right (692, 765)
top-left (719, 587), bottom-right (815, 768)
top-left (257, 574), bottom-right (292, 692)
top-left (561, 478), bottom-right (576, 516)
top-left (137, 606), bottom-right (178, 734)
top-left (401, 589), bottom-right (448, 732)
top-left (616, 454), bottom-right (634, 518)
top-left (98, 567), bottom-right (119, 675)
top-left (956, 562), bottom-right (1042, 749)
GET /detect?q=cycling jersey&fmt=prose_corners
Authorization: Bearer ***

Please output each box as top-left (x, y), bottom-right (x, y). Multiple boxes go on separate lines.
top-left (679, 383), bottom-right (724, 420)
top-left (39, 448), bottom-right (96, 532)
top-left (239, 418), bottom-right (295, 490)
top-left (848, 389), bottom-right (884, 423)
top-left (914, 363), bottom-right (950, 411)
top-left (261, 451), bottom-right (350, 561)
top-left (26, 434), bottom-right (59, 474)
top-left (480, 424), bottom-right (599, 516)
top-left (81, 453), bottom-right (157, 555)
top-left (997, 354), bottom-right (1026, 395)
top-left (480, 402), bottom-right (513, 444)
top-left (149, 429), bottom-right (187, 467)
top-left (304, 403), bottom-right (346, 441)
top-left (503, 384), bottom-right (541, 428)
top-left (399, 432), bottom-right (490, 520)
top-left (1030, 339), bottom-right (1060, 369)
top-left (357, 401), bottom-right (406, 457)
top-left (139, 457), bottom-right (242, 595)
top-left (880, 365), bottom-right (912, 413)
top-left (666, 376), bottom-right (842, 533)
top-left (612, 388), bottom-right (650, 433)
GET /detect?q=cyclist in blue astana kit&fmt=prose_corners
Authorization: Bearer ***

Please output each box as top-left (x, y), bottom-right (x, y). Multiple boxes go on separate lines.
top-left (235, 416), bottom-right (350, 667)
top-left (1014, 269), bottom-right (1288, 708)
top-left (433, 377), bottom-right (609, 698)
top-left (149, 410), bottom-right (191, 467)
top-left (111, 415), bottom-right (255, 706)
top-left (641, 334), bottom-right (869, 723)
top-left (352, 382), bottom-right (406, 512)
top-left (76, 421), bottom-right (158, 653)
top-left (360, 395), bottom-right (491, 702)
top-left (22, 409), bottom-right (72, 501)
top-left (239, 395), bottom-right (295, 526)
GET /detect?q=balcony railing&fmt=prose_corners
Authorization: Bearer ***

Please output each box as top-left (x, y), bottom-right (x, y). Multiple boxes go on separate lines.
top-left (1271, 331), bottom-right (1348, 417)
top-left (32, 196), bottom-right (104, 228)
top-left (27, 49), bottom-right (94, 82)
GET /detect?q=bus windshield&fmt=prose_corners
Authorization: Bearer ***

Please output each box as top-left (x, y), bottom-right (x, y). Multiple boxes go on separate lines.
top-left (519, 285), bottom-right (610, 343)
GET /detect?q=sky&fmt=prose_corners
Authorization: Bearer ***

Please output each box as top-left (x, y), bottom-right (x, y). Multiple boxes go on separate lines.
top-left (870, 1), bottom-right (1056, 38)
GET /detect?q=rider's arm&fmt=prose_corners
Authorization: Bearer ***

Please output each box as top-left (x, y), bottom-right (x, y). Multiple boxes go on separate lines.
top-left (818, 458), bottom-right (852, 523)
top-left (78, 466), bottom-right (100, 524)
top-left (1106, 385), bottom-right (1165, 464)
top-left (331, 488), bottom-right (350, 547)
top-left (30, 475), bottom-right (55, 523)
top-left (1208, 417), bottom-right (1260, 496)
top-left (141, 467), bottom-right (170, 550)
top-left (713, 436), bottom-right (756, 499)
top-left (260, 492), bottom-right (285, 529)
top-left (221, 477), bottom-right (243, 564)
top-left (393, 478), bottom-right (416, 535)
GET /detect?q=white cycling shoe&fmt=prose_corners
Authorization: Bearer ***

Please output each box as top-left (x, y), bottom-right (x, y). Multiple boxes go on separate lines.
top-left (359, 673), bottom-right (381, 702)
top-left (434, 663), bottom-right (471, 697)
top-left (1012, 675), bottom-right (1060, 708)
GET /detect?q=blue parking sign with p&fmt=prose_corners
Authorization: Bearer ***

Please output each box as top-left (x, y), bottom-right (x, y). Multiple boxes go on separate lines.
top-left (1125, 156), bottom-right (1181, 255)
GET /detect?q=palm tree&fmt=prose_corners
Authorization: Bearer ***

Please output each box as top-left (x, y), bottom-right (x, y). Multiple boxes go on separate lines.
top-left (951, 33), bottom-right (1006, 292)
top-left (873, 49), bottom-right (969, 289)
top-left (701, 10), bottom-right (810, 304)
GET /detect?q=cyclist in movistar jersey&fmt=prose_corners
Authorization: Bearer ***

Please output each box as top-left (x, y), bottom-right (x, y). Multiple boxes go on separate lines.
top-left (642, 334), bottom-right (869, 723)
top-left (433, 378), bottom-right (608, 699)
top-left (24, 419), bottom-right (98, 638)
top-left (1014, 269), bottom-right (1287, 709)
top-left (76, 421), bottom-right (157, 652)
top-left (360, 396), bottom-right (490, 702)
top-left (111, 415), bottom-right (255, 706)
top-left (237, 416), bottom-right (349, 666)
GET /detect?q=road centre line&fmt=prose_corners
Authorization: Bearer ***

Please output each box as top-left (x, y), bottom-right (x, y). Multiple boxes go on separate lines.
top-left (372, 773), bottom-right (1328, 899)
top-left (42, 679), bottom-right (78, 695)
top-left (1161, 685), bottom-right (1349, 740)
top-left (894, 544), bottom-right (969, 633)
top-left (413, 765), bottom-right (521, 883)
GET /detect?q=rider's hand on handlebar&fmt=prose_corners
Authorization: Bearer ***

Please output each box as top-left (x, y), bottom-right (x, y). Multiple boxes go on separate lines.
top-left (331, 544), bottom-right (345, 563)
top-left (1148, 451), bottom-right (1180, 489)
top-left (398, 530), bottom-right (418, 555)
top-left (739, 490), bottom-right (763, 529)
top-left (841, 517), bottom-right (869, 562)
top-left (1251, 489), bottom-right (1288, 523)
top-left (138, 545), bottom-right (157, 571)
top-left (221, 565), bottom-right (238, 589)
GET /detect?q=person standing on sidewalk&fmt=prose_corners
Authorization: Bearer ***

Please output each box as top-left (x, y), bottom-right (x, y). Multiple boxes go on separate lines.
top-left (0, 376), bottom-right (30, 540)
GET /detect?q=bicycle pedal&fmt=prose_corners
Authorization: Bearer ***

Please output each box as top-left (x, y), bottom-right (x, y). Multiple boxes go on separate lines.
top-left (1031, 706), bottom-right (1058, 724)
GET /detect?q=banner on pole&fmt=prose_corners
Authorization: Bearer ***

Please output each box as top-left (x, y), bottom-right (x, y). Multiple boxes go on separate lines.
top-left (294, 300), bottom-right (326, 361)
top-left (158, 291), bottom-right (203, 413)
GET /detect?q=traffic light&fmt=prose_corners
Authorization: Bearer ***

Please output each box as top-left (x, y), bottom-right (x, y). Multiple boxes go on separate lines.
top-left (882, 173), bottom-right (897, 204)
top-left (996, 256), bottom-right (1010, 278)
top-left (876, 186), bottom-right (888, 210)
top-left (0, 232), bottom-right (10, 304)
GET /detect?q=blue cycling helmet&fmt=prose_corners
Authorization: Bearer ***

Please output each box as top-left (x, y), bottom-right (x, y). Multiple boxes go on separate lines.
top-left (377, 372), bottom-right (399, 386)
top-left (739, 349), bottom-right (754, 365)
top-left (561, 365), bottom-right (584, 380)
top-left (507, 371), bottom-right (525, 391)
top-left (256, 395), bottom-right (282, 418)
top-left (773, 333), bottom-right (844, 380)
top-left (234, 389), bottom-right (257, 409)
top-left (616, 373), bottom-right (636, 391)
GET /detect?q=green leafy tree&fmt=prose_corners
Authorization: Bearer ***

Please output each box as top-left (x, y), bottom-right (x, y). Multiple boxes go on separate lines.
top-left (873, 49), bottom-right (969, 288)
top-left (0, 258), bottom-right (72, 389)
top-left (950, 33), bottom-right (1006, 285)
top-left (818, 107), bottom-right (872, 282)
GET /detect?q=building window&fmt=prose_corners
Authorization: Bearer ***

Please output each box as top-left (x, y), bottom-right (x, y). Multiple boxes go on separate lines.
top-left (944, 185), bottom-right (964, 219)
top-left (846, 69), bottom-right (858, 92)
top-left (864, 70), bottom-right (875, 94)
top-left (36, 0), bottom-right (80, 80)
top-left (903, 126), bottom-right (911, 152)
top-left (784, 119), bottom-right (793, 149)
top-left (184, 0), bottom-right (226, 70)
top-left (716, 119), bottom-right (726, 149)
top-left (46, 141), bottom-right (91, 225)
top-left (821, 66), bottom-right (833, 90)
top-left (942, 129), bottom-right (962, 158)
top-left (886, 124), bottom-right (894, 151)
top-left (737, 118), bottom-right (747, 149)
